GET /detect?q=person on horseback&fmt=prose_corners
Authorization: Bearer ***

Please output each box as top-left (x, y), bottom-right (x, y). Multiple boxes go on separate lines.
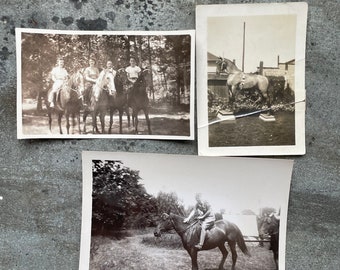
top-left (125, 57), bottom-right (141, 85)
top-left (184, 193), bottom-right (216, 249)
top-left (48, 57), bottom-right (68, 108)
top-left (103, 60), bottom-right (117, 95)
top-left (83, 57), bottom-right (100, 106)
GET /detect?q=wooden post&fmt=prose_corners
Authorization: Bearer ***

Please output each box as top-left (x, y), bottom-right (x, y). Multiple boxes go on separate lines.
top-left (259, 61), bottom-right (263, 75)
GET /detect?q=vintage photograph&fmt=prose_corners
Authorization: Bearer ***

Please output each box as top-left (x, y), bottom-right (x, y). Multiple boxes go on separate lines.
top-left (80, 151), bottom-right (293, 270)
top-left (16, 29), bottom-right (195, 140)
top-left (196, 3), bottom-right (307, 156)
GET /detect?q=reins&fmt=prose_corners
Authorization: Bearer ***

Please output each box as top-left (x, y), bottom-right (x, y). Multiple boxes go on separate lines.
top-left (170, 216), bottom-right (200, 234)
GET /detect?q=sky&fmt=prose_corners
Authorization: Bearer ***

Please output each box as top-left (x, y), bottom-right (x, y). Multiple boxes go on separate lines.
top-left (112, 153), bottom-right (293, 215)
top-left (207, 15), bottom-right (297, 73)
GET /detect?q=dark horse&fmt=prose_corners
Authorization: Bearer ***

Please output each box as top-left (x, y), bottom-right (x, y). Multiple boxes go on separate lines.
top-left (216, 57), bottom-right (271, 110)
top-left (154, 213), bottom-right (250, 270)
top-left (47, 69), bottom-right (84, 134)
top-left (83, 70), bottom-right (115, 134)
top-left (259, 213), bottom-right (280, 270)
top-left (128, 69), bottom-right (152, 134)
top-left (108, 68), bottom-right (130, 134)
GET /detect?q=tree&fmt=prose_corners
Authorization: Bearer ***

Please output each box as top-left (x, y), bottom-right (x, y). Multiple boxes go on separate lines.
top-left (155, 191), bottom-right (185, 216)
top-left (92, 160), bottom-right (157, 234)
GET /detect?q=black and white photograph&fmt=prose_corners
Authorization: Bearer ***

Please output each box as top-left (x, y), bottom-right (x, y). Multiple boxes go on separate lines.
top-left (16, 29), bottom-right (195, 140)
top-left (196, 3), bottom-right (307, 156)
top-left (80, 151), bottom-right (293, 270)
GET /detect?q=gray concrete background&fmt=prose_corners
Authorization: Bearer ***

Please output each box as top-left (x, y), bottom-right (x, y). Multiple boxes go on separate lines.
top-left (0, 0), bottom-right (339, 269)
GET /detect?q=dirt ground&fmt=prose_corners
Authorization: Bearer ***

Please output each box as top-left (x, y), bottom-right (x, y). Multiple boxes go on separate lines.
top-left (89, 232), bottom-right (277, 270)
top-left (20, 99), bottom-right (191, 136)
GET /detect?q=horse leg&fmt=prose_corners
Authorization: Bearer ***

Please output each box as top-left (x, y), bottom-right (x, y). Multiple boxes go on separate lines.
top-left (133, 110), bottom-right (138, 134)
top-left (100, 112), bottom-right (105, 134)
top-left (58, 112), bottom-right (63, 134)
top-left (218, 244), bottom-right (228, 270)
top-left (119, 110), bottom-right (123, 134)
top-left (187, 248), bottom-right (198, 270)
top-left (83, 111), bottom-right (88, 134)
top-left (77, 113), bottom-right (81, 134)
top-left (228, 241), bottom-right (238, 270)
top-left (92, 111), bottom-right (99, 134)
top-left (48, 111), bottom-right (52, 134)
top-left (144, 109), bottom-right (152, 135)
top-left (66, 112), bottom-right (70, 135)
top-left (108, 109), bottom-right (113, 134)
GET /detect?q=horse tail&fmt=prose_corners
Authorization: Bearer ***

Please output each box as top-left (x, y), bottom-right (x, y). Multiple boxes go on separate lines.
top-left (236, 228), bottom-right (251, 257)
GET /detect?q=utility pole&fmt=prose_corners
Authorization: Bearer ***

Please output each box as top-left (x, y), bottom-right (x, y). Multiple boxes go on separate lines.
top-left (242, 22), bottom-right (245, 72)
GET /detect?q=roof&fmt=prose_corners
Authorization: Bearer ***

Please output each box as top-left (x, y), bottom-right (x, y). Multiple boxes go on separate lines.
top-left (208, 52), bottom-right (219, 61)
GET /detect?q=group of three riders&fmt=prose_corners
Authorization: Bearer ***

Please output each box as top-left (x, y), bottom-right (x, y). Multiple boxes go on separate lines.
top-left (48, 56), bottom-right (141, 108)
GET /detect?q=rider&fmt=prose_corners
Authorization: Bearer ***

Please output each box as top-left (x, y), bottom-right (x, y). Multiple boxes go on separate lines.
top-left (83, 57), bottom-right (100, 106)
top-left (184, 193), bottom-right (216, 249)
top-left (48, 57), bottom-right (68, 108)
top-left (125, 57), bottom-right (141, 85)
top-left (103, 60), bottom-right (117, 95)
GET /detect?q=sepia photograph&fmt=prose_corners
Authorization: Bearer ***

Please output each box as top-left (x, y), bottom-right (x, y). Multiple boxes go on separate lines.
top-left (196, 3), bottom-right (307, 156)
top-left (16, 29), bottom-right (195, 140)
top-left (80, 151), bottom-right (293, 270)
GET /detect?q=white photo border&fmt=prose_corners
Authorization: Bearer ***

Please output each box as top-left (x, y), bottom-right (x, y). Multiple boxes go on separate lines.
top-left (196, 3), bottom-right (308, 156)
top-left (16, 28), bottom-right (195, 140)
top-left (80, 151), bottom-right (293, 270)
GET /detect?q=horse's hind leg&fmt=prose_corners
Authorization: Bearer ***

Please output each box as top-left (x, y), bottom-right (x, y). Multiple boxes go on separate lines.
top-left (228, 241), bottom-right (238, 270)
top-left (218, 244), bottom-right (228, 270)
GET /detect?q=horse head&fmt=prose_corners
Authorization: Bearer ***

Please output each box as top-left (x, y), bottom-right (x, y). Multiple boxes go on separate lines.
top-left (115, 68), bottom-right (127, 93)
top-left (259, 213), bottom-right (280, 238)
top-left (136, 68), bottom-right (150, 87)
top-left (73, 69), bottom-right (85, 94)
top-left (216, 57), bottom-right (225, 75)
top-left (154, 213), bottom-right (173, 237)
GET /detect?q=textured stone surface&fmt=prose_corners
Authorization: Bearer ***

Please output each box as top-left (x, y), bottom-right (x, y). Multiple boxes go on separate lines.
top-left (0, 0), bottom-right (339, 269)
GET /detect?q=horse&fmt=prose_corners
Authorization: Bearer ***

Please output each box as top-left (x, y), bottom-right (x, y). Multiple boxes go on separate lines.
top-left (259, 213), bottom-right (280, 270)
top-left (127, 69), bottom-right (152, 134)
top-left (46, 69), bottom-right (84, 134)
top-left (216, 57), bottom-right (271, 110)
top-left (154, 213), bottom-right (250, 270)
top-left (83, 70), bottom-right (115, 134)
top-left (108, 68), bottom-right (131, 134)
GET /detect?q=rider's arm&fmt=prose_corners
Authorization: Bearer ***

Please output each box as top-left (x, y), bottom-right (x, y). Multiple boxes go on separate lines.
top-left (183, 207), bottom-right (196, 223)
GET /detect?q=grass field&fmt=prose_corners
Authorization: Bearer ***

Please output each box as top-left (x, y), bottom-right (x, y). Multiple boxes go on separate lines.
top-left (89, 230), bottom-right (277, 270)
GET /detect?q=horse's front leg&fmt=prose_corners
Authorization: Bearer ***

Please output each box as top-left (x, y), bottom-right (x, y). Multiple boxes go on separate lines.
top-left (48, 111), bottom-right (52, 134)
top-left (108, 109), bottom-right (113, 134)
top-left (119, 110), bottom-right (123, 134)
top-left (77, 113), bottom-right (81, 134)
top-left (133, 110), bottom-right (138, 134)
top-left (92, 111), bottom-right (99, 134)
top-left (188, 248), bottom-right (198, 270)
top-left (83, 111), bottom-right (88, 134)
top-left (58, 112), bottom-right (63, 134)
top-left (100, 113), bottom-right (105, 134)
top-left (65, 112), bottom-right (70, 134)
